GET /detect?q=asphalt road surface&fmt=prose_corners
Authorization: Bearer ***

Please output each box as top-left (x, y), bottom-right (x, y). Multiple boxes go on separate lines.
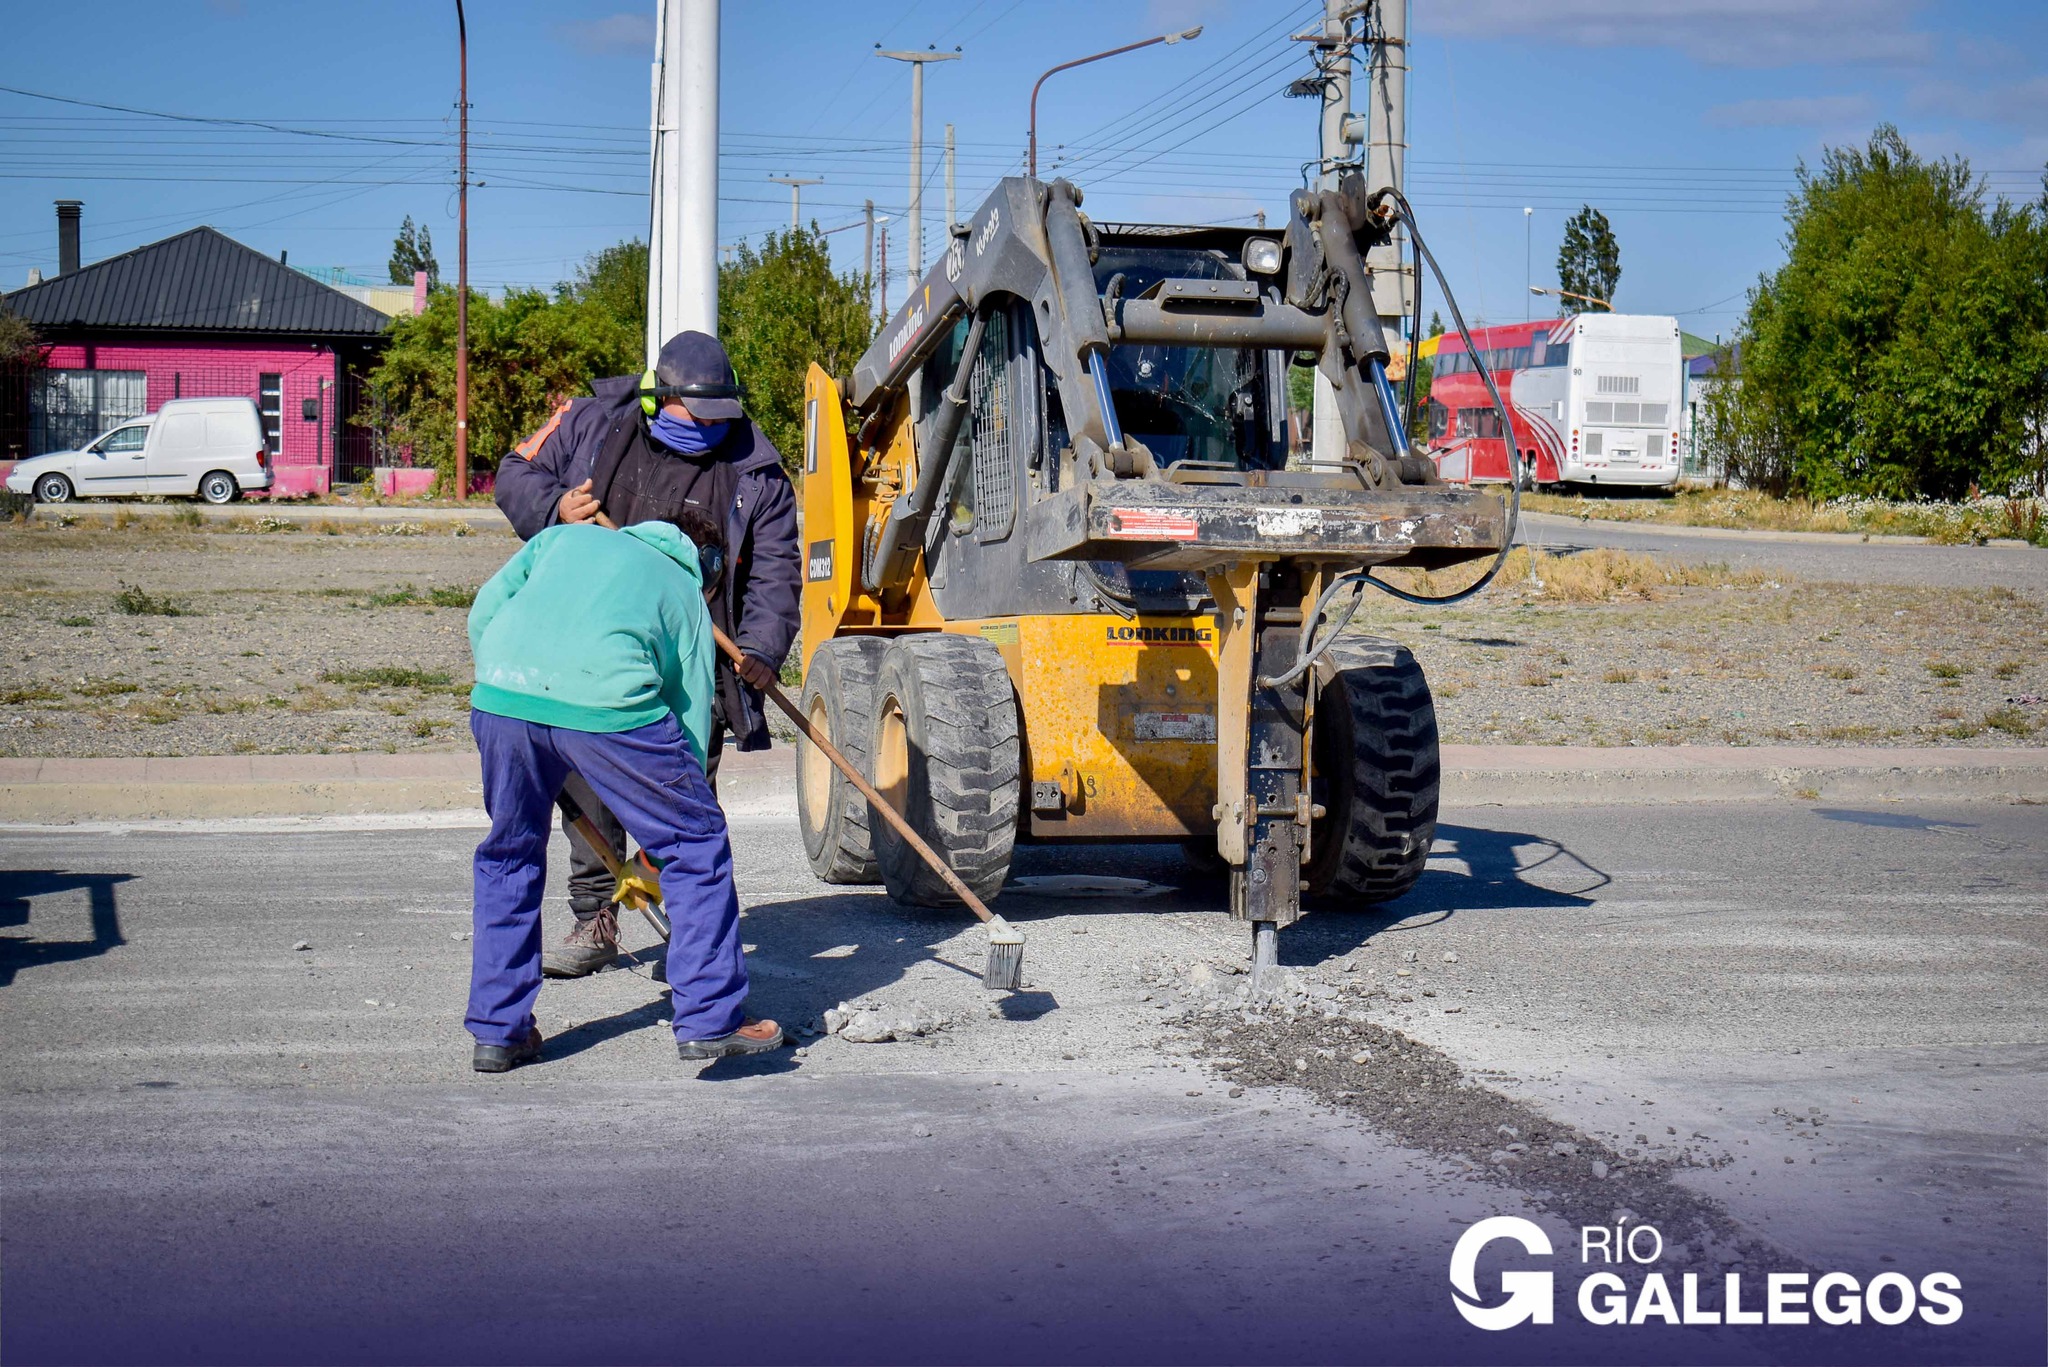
top-left (1517, 511), bottom-right (2048, 592)
top-left (4, 798), bottom-right (2043, 1365)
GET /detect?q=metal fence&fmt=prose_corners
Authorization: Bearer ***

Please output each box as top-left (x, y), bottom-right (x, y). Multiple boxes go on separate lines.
top-left (0, 354), bottom-right (402, 484)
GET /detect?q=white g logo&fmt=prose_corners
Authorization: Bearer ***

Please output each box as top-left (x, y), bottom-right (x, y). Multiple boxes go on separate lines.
top-left (1450, 1216), bottom-right (1555, 1331)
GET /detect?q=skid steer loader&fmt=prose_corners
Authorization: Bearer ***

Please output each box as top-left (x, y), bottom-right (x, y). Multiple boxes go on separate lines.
top-left (795, 171), bottom-right (1511, 975)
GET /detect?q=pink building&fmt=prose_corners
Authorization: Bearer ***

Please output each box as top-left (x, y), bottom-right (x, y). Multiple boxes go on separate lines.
top-left (2, 209), bottom-right (393, 496)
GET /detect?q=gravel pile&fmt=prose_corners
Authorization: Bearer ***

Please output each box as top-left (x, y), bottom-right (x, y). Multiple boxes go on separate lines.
top-left (1133, 952), bottom-right (1799, 1289)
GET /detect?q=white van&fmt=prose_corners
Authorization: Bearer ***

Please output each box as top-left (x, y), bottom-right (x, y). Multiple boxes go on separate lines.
top-left (6, 397), bottom-right (272, 505)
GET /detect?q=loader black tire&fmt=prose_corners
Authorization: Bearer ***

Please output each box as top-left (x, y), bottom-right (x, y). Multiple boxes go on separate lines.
top-left (797, 637), bottom-right (888, 884)
top-left (1303, 637), bottom-right (1440, 903)
top-left (869, 633), bottom-right (1020, 907)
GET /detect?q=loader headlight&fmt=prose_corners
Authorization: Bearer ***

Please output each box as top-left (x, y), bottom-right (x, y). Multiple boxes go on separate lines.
top-left (1243, 237), bottom-right (1282, 275)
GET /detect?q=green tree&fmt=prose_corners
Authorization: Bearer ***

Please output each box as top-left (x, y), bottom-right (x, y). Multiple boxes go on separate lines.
top-left (0, 303), bottom-right (37, 364)
top-left (1718, 126), bottom-right (2048, 500)
top-left (365, 287), bottom-right (637, 489)
top-left (718, 227), bottom-right (874, 469)
top-left (388, 215), bottom-right (440, 288)
top-left (559, 239), bottom-right (648, 342)
top-left (1557, 206), bottom-right (1620, 312)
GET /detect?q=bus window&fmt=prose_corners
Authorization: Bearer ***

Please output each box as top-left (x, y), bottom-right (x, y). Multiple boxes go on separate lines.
top-left (1463, 408), bottom-right (1503, 440)
top-left (1538, 342), bottom-right (1569, 368)
top-left (1428, 401), bottom-right (1450, 439)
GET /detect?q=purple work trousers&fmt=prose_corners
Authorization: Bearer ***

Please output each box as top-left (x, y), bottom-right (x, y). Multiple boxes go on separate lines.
top-left (467, 709), bottom-right (747, 1046)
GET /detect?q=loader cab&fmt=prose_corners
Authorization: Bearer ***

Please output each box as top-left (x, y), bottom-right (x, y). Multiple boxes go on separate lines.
top-left (1085, 245), bottom-right (1288, 474)
top-left (907, 229), bottom-right (1296, 616)
top-left (913, 241), bottom-right (1288, 505)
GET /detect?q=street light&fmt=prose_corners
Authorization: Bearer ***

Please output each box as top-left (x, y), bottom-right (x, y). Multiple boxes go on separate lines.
top-left (1523, 207), bottom-right (1532, 323)
top-left (1029, 28), bottom-right (1203, 180)
top-left (1530, 285), bottom-right (1613, 312)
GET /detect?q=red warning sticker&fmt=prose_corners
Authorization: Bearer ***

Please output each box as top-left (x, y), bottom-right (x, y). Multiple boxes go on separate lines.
top-left (1106, 509), bottom-right (1199, 540)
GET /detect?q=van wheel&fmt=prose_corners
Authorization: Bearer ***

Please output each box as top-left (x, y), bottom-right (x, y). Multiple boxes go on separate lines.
top-left (197, 471), bottom-right (240, 505)
top-left (1304, 637), bottom-right (1440, 903)
top-left (33, 473), bottom-right (74, 504)
top-left (869, 634), bottom-right (1020, 907)
top-left (797, 637), bottom-right (888, 884)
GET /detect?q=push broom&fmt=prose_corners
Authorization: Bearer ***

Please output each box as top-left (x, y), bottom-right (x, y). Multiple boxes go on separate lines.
top-left (555, 626), bottom-right (1026, 992)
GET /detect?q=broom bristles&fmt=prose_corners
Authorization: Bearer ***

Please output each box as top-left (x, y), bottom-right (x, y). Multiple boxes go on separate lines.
top-left (983, 915), bottom-right (1025, 992)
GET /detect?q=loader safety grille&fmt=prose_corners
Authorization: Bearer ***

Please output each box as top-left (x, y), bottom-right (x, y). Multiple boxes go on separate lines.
top-left (970, 310), bottom-right (1016, 543)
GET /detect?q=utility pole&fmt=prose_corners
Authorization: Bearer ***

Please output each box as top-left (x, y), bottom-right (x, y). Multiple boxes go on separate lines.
top-left (877, 227), bottom-right (889, 317)
top-left (863, 198), bottom-right (875, 297)
top-left (944, 123), bottom-right (957, 234)
top-left (454, 0), bottom-right (469, 501)
top-left (1523, 207), bottom-right (1533, 322)
top-left (1302, 0), bottom-right (1357, 466)
top-left (876, 47), bottom-right (959, 279)
top-left (1361, 0), bottom-right (1409, 335)
top-left (649, 0), bottom-right (720, 363)
top-left (769, 174), bottom-right (822, 231)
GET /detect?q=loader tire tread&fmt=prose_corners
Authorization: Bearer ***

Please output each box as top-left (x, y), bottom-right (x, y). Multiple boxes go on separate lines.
top-left (1304, 636), bottom-right (1440, 904)
top-left (871, 634), bottom-right (1020, 907)
top-left (797, 637), bottom-right (888, 884)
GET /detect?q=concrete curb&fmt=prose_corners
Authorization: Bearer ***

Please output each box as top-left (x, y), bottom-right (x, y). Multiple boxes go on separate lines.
top-left (25, 502), bottom-right (507, 529)
top-left (2, 745), bottom-right (2042, 824)
top-left (1438, 744), bottom-right (2048, 806)
top-left (1519, 509), bottom-right (2037, 552)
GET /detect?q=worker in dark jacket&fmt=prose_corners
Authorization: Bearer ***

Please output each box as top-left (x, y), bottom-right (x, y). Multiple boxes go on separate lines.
top-left (495, 330), bottom-right (801, 978)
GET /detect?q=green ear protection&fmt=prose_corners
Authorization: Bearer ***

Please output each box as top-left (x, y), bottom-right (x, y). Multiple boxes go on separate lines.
top-left (637, 370), bottom-right (748, 417)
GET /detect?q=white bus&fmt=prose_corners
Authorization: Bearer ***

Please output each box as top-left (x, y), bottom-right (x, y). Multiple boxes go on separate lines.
top-left (1423, 312), bottom-right (1685, 490)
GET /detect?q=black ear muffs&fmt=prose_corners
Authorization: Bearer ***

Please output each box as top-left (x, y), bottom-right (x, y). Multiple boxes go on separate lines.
top-left (697, 540), bottom-right (726, 595)
top-left (639, 378), bottom-right (748, 416)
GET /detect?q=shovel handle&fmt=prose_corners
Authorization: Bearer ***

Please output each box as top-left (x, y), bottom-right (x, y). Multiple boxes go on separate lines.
top-left (711, 625), bottom-right (995, 925)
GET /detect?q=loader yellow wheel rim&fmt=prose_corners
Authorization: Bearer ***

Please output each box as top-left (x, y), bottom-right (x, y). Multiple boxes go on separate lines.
top-left (874, 697), bottom-right (910, 819)
top-left (800, 695), bottom-right (833, 836)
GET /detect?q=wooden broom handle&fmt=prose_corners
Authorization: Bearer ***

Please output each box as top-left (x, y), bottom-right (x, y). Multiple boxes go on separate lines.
top-left (711, 625), bottom-right (994, 924)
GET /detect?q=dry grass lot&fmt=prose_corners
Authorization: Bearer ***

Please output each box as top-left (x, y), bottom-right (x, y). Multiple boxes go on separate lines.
top-left (1, 517), bottom-right (2042, 757)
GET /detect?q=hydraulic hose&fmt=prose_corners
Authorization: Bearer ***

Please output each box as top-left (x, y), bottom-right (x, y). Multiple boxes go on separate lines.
top-left (1256, 567), bottom-right (1370, 690)
top-left (1350, 187), bottom-right (1521, 608)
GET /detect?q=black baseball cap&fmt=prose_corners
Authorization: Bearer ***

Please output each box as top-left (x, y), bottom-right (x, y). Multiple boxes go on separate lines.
top-left (653, 330), bottom-right (745, 421)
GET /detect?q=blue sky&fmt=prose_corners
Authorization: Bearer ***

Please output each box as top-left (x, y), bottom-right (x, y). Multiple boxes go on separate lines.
top-left (2, 0), bottom-right (2042, 341)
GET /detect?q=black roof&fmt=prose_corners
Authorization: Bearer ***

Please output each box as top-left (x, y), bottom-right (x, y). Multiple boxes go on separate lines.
top-left (2, 226), bottom-right (390, 338)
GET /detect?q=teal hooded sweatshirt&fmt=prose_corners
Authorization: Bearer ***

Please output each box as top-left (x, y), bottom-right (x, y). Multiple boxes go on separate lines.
top-left (467, 521), bottom-right (716, 763)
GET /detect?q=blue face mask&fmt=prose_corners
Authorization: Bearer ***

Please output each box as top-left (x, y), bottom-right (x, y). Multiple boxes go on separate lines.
top-left (649, 410), bottom-right (729, 455)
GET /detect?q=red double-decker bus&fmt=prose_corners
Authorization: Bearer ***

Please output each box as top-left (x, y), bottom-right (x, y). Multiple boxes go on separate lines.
top-left (1419, 314), bottom-right (1683, 490)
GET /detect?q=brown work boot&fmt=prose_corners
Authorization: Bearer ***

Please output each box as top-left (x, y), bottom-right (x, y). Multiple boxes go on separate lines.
top-left (542, 906), bottom-right (619, 978)
top-left (676, 1019), bottom-right (786, 1060)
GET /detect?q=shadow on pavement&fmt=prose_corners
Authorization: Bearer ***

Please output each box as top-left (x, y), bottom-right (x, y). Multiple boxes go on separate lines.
top-left (560, 821), bottom-right (1606, 1045)
top-left (0, 869), bottom-right (133, 989)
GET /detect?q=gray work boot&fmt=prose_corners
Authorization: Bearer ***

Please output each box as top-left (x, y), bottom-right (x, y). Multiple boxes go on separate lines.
top-left (542, 906), bottom-right (619, 978)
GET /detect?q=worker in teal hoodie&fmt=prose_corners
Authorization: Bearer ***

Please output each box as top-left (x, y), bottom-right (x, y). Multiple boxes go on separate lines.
top-left (464, 511), bottom-right (785, 1072)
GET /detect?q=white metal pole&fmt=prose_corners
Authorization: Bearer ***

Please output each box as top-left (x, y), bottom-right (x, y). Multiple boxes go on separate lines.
top-left (646, 3), bottom-right (668, 366)
top-left (1364, 0), bottom-right (1409, 334)
top-left (945, 122), bottom-right (956, 233)
top-left (650, 0), bottom-right (718, 362)
top-left (1524, 207), bottom-right (1533, 322)
top-left (909, 61), bottom-right (924, 276)
top-left (677, 0), bottom-right (719, 337)
top-left (1311, 0), bottom-right (1352, 465)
